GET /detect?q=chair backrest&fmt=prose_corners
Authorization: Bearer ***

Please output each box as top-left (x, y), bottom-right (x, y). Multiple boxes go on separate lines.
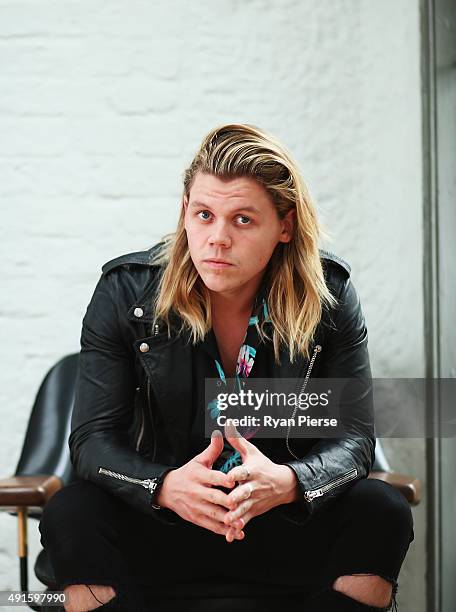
top-left (15, 353), bottom-right (80, 486)
top-left (371, 437), bottom-right (391, 472)
top-left (14, 352), bottom-right (392, 488)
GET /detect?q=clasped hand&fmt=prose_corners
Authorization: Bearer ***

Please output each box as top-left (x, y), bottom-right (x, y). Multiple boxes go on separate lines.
top-left (157, 422), bottom-right (298, 543)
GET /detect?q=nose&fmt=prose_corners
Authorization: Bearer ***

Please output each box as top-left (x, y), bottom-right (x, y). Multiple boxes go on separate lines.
top-left (208, 220), bottom-right (232, 248)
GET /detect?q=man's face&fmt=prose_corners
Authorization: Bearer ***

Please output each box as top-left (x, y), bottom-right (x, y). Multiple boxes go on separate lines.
top-left (183, 171), bottom-right (294, 299)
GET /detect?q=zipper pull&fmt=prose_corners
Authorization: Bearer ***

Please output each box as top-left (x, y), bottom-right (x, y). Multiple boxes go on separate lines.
top-left (143, 478), bottom-right (162, 509)
top-left (304, 489), bottom-right (324, 502)
top-left (142, 478), bottom-right (158, 494)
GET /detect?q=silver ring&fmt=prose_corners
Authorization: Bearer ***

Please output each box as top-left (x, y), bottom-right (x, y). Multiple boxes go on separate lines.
top-left (244, 467), bottom-right (250, 479)
top-left (246, 482), bottom-right (253, 498)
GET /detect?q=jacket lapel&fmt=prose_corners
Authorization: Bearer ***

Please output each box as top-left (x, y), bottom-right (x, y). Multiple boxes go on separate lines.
top-left (136, 327), bottom-right (194, 464)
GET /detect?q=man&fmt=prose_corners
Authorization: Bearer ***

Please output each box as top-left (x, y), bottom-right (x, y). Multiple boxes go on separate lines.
top-left (39, 124), bottom-right (413, 611)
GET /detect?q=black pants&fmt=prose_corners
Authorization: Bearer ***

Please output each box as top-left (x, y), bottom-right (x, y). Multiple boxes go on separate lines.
top-left (39, 477), bottom-right (414, 611)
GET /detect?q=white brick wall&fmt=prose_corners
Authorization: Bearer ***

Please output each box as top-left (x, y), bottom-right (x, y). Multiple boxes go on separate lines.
top-left (0, 1), bottom-right (425, 609)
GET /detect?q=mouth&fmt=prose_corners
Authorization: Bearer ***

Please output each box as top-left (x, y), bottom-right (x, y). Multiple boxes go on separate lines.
top-left (202, 259), bottom-right (234, 269)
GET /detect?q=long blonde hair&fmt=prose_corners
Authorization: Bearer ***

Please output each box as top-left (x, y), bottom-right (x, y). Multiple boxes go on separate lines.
top-left (150, 123), bottom-right (337, 364)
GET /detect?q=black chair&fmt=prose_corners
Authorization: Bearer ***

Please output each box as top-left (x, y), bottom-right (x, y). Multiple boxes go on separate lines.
top-left (0, 354), bottom-right (421, 611)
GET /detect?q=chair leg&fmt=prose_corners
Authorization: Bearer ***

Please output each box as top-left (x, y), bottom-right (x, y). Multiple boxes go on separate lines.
top-left (17, 507), bottom-right (28, 592)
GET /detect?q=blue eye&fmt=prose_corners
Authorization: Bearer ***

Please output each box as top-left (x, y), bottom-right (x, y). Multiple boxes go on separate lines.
top-left (197, 210), bottom-right (211, 220)
top-left (237, 215), bottom-right (251, 225)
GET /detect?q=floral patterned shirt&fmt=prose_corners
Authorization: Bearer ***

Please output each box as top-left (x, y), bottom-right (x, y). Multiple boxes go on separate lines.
top-left (189, 283), bottom-right (273, 473)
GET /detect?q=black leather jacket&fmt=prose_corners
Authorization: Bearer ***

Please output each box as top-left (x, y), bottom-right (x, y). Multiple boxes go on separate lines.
top-left (69, 243), bottom-right (375, 527)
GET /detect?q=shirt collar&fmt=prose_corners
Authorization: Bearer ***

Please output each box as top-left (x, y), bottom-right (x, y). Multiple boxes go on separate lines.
top-left (199, 282), bottom-right (272, 363)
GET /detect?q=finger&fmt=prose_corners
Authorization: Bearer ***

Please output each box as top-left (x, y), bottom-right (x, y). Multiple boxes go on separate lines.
top-left (225, 500), bottom-right (252, 524)
top-left (226, 512), bottom-right (252, 541)
top-left (229, 511), bottom-right (253, 533)
top-left (197, 501), bottom-right (232, 525)
top-left (205, 469), bottom-right (236, 490)
top-left (226, 526), bottom-right (245, 543)
top-left (226, 482), bottom-right (254, 508)
top-left (196, 515), bottom-right (233, 537)
top-left (225, 516), bottom-right (245, 542)
top-left (196, 515), bottom-right (244, 539)
top-left (226, 464), bottom-right (252, 486)
top-left (224, 422), bottom-right (251, 457)
top-left (234, 513), bottom-right (252, 531)
top-left (194, 430), bottom-right (224, 467)
top-left (202, 487), bottom-right (234, 511)
top-left (191, 505), bottom-right (234, 536)
top-left (226, 516), bottom-right (244, 530)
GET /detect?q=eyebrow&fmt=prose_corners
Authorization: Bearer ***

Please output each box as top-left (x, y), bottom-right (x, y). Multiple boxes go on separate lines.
top-left (190, 201), bottom-right (261, 214)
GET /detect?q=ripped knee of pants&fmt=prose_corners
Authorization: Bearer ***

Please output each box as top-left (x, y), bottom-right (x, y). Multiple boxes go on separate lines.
top-left (332, 573), bottom-right (399, 611)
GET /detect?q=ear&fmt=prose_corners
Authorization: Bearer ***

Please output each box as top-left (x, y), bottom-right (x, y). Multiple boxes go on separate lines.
top-left (279, 208), bottom-right (295, 243)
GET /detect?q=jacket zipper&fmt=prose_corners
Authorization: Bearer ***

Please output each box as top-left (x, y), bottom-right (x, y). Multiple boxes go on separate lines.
top-left (98, 467), bottom-right (162, 509)
top-left (285, 345), bottom-right (358, 502)
top-left (147, 379), bottom-right (157, 462)
top-left (285, 344), bottom-right (322, 460)
top-left (135, 393), bottom-right (145, 452)
top-left (149, 323), bottom-right (159, 462)
top-left (135, 322), bottom-right (159, 455)
top-left (303, 467), bottom-right (358, 501)
top-left (98, 467), bottom-right (159, 494)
